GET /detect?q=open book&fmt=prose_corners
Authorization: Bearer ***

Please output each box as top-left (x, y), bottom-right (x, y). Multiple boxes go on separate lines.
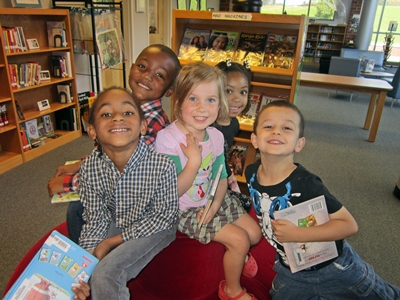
top-left (3, 230), bottom-right (98, 300)
top-left (198, 164), bottom-right (223, 227)
top-left (274, 195), bottom-right (338, 273)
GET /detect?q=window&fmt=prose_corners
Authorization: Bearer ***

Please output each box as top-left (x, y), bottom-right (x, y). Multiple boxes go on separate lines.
top-left (261, 0), bottom-right (335, 21)
top-left (370, 1), bottom-right (399, 63)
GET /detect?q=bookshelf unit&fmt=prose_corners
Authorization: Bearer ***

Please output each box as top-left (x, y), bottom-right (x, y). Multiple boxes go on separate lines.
top-left (171, 10), bottom-right (306, 183)
top-left (304, 23), bottom-right (346, 64)
top-left (0, 8), bottom-right (81, 175)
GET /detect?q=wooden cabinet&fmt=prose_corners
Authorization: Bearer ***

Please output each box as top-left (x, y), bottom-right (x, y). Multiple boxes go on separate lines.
top-left (304, 23), bottom-right (346, 64)
top-left (171, 10), bottom-right (306, 182)
top-left (0, 8), bottom-right (80, 175)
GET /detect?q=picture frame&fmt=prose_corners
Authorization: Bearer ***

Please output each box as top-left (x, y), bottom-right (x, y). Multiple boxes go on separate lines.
top-left (40, 70), bottom-right (51, 81)
top-left (37, 99), bottom-right (50, 111)
top-left (26, 38), bottom-right (40, 50)
top-left (11, 0), bottom-right (42, 8)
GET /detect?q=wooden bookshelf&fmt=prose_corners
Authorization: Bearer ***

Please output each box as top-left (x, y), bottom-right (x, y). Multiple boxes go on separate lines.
top-left (0, 8), bottom-right (81, 174)
top-left (304, 23), bottom-right (346, 64)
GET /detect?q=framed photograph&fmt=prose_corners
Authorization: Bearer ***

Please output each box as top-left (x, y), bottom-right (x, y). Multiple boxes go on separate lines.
top-left (37, 99), bottom-right (50, 111)
top-left (40, 70), bottom-right (51, 81)
top-left (11, 0), bottom-right (42, 8)
top-left (26, 38), bottom-right (40, 50)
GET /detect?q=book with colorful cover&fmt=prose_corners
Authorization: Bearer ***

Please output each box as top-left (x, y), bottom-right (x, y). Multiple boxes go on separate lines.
top-left (228, 144), bottom-right (248, 177)
top-left (3, 230), bottom-right (98, 300)
top-left (263, 34), bottom-right (297, 69)
top-left (233, 32), bottom-right (268, 66)
top-left (274, 195), bottom-right (338, 273)
top-left (177, 27), bottom-right (211, 61)
top-left (51, 160), bottom-right (80, 204)
top-left (204, 30), bottom-right (239, 63)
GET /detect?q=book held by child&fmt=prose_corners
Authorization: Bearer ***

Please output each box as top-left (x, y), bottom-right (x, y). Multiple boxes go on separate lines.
top-left (274, 195), bottom-right (338, 273)
top-left (3, 230), bottom-right (98, 300)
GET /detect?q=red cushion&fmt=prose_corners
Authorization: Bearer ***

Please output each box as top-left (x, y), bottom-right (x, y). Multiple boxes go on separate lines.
top-left (4, 208), bottom-right (276, 300)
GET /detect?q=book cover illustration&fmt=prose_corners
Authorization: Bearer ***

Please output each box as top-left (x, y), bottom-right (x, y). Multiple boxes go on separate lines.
top-left (258, 94), bottom-right (287, 113)
top-left (178, 28), bottom-right (211, 61)
top-left (233, 32), bottom-right (268, 66)
top-left (274, 195), bottom-right (338, 273)
top-left (46, 21), bottom-right (66, 48)
top-left (204, 30), bottom-right (239, 63)
top-left (228, 144), bottom-right (248, 177)
top-left (3, 230), bottom-right (98, 300)
top-left (264, 34), bottom-right (297, 69)
top-left (96, 28), bottom-right (122, 70)
top-left (238, 93), bottom-right (261, 125)
top-left (25, 119), bottom-right (39, 140)
top-left (51, 160), bottom-right (80, 204)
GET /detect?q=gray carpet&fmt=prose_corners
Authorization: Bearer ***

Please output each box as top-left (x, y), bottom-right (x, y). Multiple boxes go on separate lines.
top-left (1, 84), bottom-right (399, 296)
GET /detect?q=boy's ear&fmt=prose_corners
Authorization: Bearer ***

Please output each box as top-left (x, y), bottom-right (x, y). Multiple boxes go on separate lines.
top-left (87, 124), bottom-right (97, 141)
top-left (164, 86), bottom-right (174, 98)
top-left (294, 137), bottom-right (306, 153)
top-left (250, 132), bottom-right (258, 149)
top-left (140, 119), bottom-right (147, 136)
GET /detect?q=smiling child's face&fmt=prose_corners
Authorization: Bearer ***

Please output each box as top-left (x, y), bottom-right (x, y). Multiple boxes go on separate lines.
top-left (129, 47), bottom-right (176, 104)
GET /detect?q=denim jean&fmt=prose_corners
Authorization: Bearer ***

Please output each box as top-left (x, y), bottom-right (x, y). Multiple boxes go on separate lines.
top-left (66, 200), bottom-right (84, 244)
top-left (90, 224), bottom-right (177, 300)
top-left (270, 240), bottom-right (400, 300)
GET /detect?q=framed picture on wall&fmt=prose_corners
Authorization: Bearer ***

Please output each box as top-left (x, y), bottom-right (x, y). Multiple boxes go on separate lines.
top-left (11, 0), bottom-right (42, 8)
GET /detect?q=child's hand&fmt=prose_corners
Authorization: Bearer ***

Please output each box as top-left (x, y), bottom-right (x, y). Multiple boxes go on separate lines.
top-left (180, 133), bottom-right (202, 167)
top-left (47, 176), bottom-right (65, 196)
top-left (54, 161), bottom-right (81, 177)
top-left (196, 205), bottom-right (217, 225)
top-left (72, 281), bottom-right (90, 300)
top-left (271, 219), bottom-right (299, 243)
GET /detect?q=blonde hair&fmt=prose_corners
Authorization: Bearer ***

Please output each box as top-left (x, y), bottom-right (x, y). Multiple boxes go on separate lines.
top-left (174, 62), bottom-right (229, 122)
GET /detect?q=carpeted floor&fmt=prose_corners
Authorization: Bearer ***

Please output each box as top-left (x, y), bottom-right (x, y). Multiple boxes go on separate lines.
top-left (1, 81), bottom-right (399, 296)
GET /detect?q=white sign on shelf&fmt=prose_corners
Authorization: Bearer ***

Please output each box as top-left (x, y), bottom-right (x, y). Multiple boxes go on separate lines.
top-left (212, 12), bottom-right (252, 21)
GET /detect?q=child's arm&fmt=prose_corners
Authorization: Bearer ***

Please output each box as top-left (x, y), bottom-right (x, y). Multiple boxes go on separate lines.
top-left (177, 133), bottom-right (203, 197)
top-left (47, 173), bottom-right (78, 196)
top-left (272, 206), bottom-right (358, 243)
top-left (54, 161), bottom-right (81, 177)
top-left (93, 234), bottom-right (124, 260)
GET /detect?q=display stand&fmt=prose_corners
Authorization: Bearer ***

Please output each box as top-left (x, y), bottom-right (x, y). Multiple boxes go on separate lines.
top-left (52, 0), bottom-right (126, 93)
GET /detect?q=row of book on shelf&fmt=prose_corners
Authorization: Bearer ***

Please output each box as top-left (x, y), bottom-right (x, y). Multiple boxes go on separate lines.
top-left (2, 21), bottom-right (67, 54)
top-left (20, 108), bottom-right (80, 151)
top-left (8, 51), bottom-right (72, 90)
top-left (178, 27), bottom-right (297, 69)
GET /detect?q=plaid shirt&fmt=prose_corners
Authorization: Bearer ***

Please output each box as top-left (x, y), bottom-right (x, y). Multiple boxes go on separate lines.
top-left (62, 98), bottom-right (170, 193)
top-left (79, 140), bottom-right (178, 250)
top-left (142, 98), bottom-right (170, 146)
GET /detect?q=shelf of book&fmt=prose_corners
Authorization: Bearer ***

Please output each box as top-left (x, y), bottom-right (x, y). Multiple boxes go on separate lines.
top-left (0, 8), bottom-right (80, 175)
top-left (172, 10), bottom-right (306, 182)
top-left (305, 23), bottom-right (346, 64)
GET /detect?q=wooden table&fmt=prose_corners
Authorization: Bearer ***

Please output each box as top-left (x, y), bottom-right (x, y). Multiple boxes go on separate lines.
top-left (360, 71), bottom-right (394, 78)
top-left (299, 72), bottom-right (393, 142)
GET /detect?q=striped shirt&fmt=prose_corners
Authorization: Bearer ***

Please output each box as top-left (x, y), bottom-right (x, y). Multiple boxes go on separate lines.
top-left (79, 140), bottom-right (178, 250)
